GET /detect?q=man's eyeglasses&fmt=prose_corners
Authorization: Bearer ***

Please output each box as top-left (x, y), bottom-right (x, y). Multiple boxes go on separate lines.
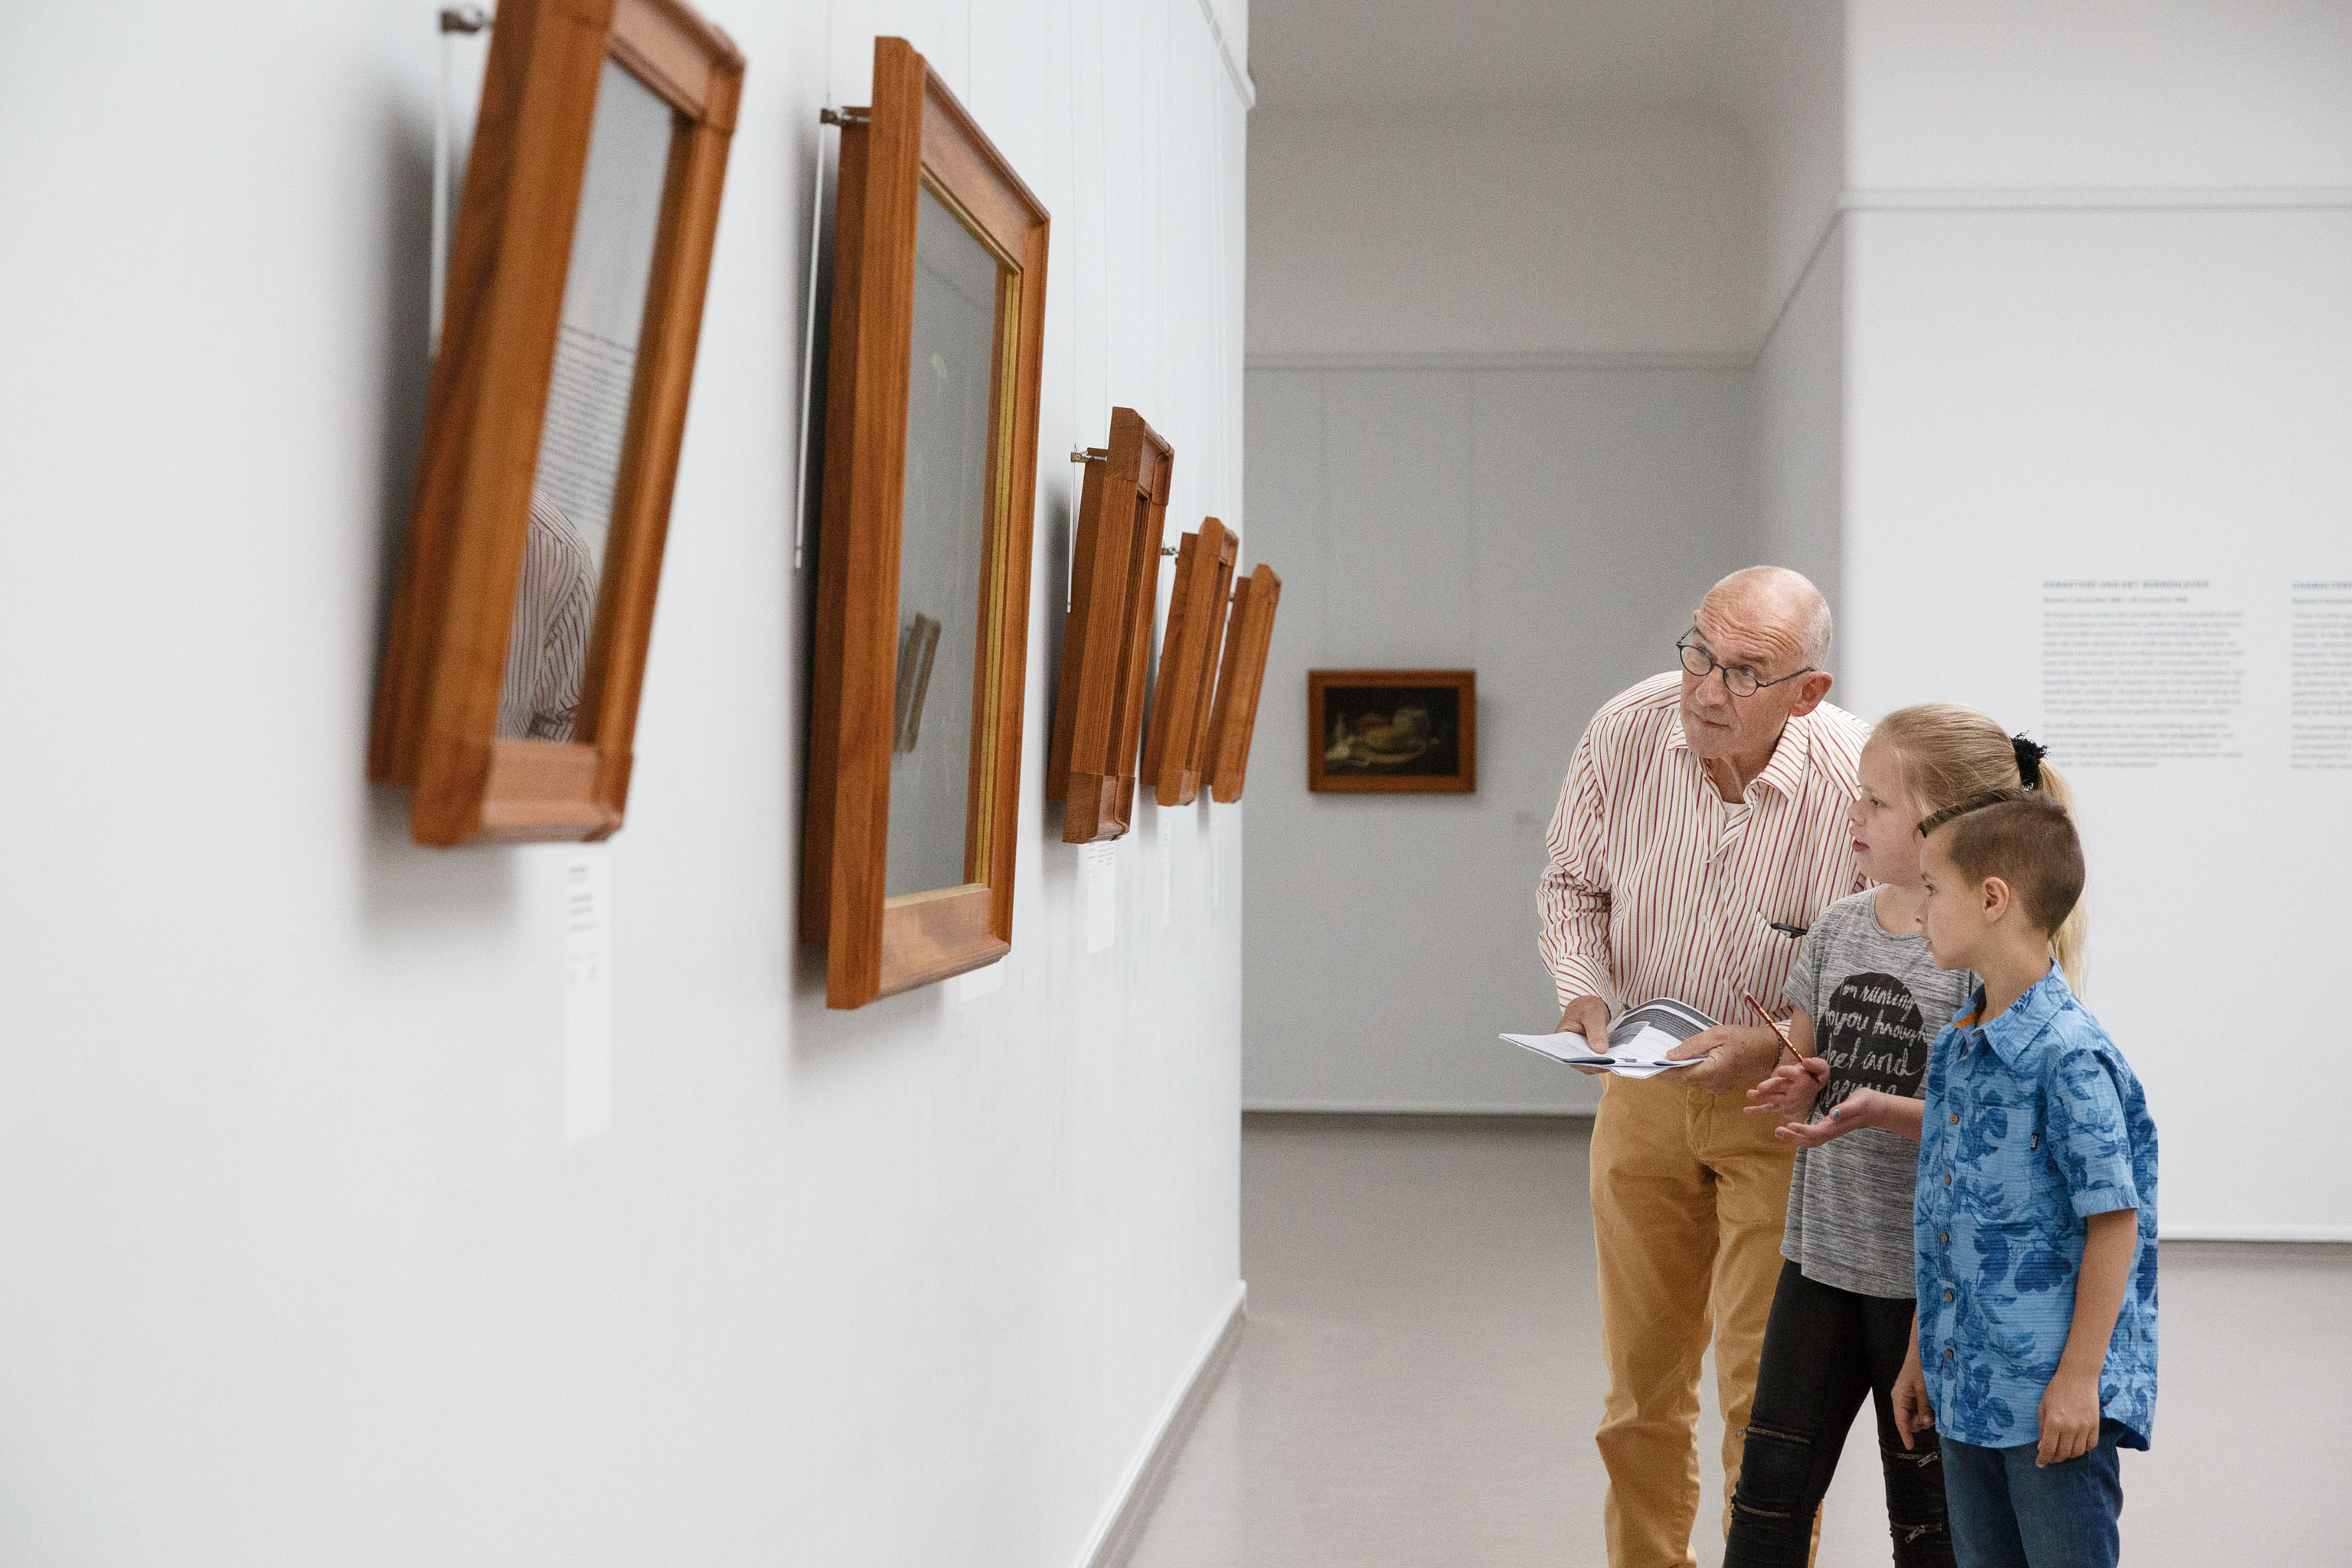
top-left (1676, 634), bottom-right (1813, 699)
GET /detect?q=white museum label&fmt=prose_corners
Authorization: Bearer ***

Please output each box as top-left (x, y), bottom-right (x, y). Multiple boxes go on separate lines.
top-left (1155, 805), bottom-right (1174, 929)
top-left (564, 846), bottom-right (612, 1143)
top-left (1083, 841), bottom-right (1116, 954)
top-left (952, 959), bottom-right (1007, 1003)
top-left (1208, 803), bottom-right (1223, 909)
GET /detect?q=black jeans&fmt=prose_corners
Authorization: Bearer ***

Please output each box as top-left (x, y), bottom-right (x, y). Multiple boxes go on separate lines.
top-left (1723, 1262), bottom-right (1955, 1568)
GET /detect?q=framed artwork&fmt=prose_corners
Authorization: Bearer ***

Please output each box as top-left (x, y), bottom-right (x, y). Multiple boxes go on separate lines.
top-left (1142, 519), bottom-right (1237, 807)
top-left (800, 37), bottom-right (1050, 1010)
top-left (1307, 670), bottom-right (1477, 793)
top-left (371, 0), bottom-right (743, 846)
top-left (1204, 564), bottom-right (1281, 802)
top-left (1047, 407), bottom-right (1172, 843)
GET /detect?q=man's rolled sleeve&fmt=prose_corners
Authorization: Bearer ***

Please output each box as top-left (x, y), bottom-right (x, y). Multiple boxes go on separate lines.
top-left (1538, 738), bottom-right (1615, 1011)
top-left (2047, 1047), bottom-right (2141, 1218)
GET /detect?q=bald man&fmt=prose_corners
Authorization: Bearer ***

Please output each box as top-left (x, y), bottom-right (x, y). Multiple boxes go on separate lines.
top-left (1540, 567), bottom-right (1869, 1568)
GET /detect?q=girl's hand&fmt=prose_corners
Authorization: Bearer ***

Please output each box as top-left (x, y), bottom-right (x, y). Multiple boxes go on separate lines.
top-left (1892, 1355), bottom-right (1936, 1450)
top-left (1743, 1057), bottom-right (1829, 1120)
top-left (1772, 1087), bottom-right (1888, 1148)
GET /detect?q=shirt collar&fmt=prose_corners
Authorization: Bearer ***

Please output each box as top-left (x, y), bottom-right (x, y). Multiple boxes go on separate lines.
top-left (1958, 964), bottom-right (2074, 1067)
top-left (1664, 704), bottom-right (1811, 802)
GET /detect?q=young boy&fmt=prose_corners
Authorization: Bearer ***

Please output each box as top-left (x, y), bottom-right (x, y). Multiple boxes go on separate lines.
top-left (1890, 789), bottom-right (2158, 1568)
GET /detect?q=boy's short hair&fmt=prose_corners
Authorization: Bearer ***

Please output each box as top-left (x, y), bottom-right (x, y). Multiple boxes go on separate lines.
top-left (1918, 788), bottom-right (2085, 938)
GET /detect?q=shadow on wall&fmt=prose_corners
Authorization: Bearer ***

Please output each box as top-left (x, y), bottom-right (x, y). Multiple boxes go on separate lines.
top-left (358, 87), bottom-right (520, 930)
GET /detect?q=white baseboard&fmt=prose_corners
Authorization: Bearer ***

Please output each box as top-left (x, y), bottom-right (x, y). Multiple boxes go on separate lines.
top-left (2161, 1225), bottom-right (2352, 1244)
top-left (1842, 185), bottom-right (2352, 213)
top-left (1243, 1100), bottom-right (1597, 1117)
top-left (1073, 1280), bottom-right (1249, 1568)
top-left (1244, 348), bottom-right (1749, 373)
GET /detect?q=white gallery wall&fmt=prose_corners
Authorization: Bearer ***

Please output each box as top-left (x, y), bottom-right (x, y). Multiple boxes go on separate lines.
top-left (1240, 0), bottom-right (1846, 1113)
top-left (1247, 105), bottom-right (1756, 362)
top-left (1243, 367), bottom-right (1753, 1112)
top-left (1244, 0), bottom-right (2352, 1246)
top-left (1753, 226), bottom-right (1843, 620)
top-left (0, 0), bottom-right (1248, 1563)
top-left (1840, 0), bottom-right (2352, 1240)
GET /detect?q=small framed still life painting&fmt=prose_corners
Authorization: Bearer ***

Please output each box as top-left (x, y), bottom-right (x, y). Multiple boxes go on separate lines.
top-left (1306, 669), bottom-right (1476, 794)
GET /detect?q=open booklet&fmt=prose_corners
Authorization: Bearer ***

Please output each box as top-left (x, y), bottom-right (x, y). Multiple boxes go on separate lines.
top-left (1499, 998), bottom-right (1718, 1078)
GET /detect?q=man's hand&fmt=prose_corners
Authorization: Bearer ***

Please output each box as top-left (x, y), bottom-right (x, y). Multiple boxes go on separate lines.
top-left (1664, 1025), bottom-right (1782, 1095)
top-left (1745, 1057), bottom-right (1828, 1122)
top-left (1555, 995), bottom-right (1614, 1076)
top-left (2036, 1367), bottom-right (2102, 1467)
top-left (1892, 1348), bottom-right (1936, 1450)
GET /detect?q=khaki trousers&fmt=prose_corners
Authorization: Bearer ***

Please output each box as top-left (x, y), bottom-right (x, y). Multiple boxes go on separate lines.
top-left (1590, 1071), bottom-right (1799, 1568)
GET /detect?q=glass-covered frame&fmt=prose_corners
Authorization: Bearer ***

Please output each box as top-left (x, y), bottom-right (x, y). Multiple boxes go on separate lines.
top-left (1204, 564), bottom-right (1282, 802)
top-left (801, 38), bottom-right (1051, 1009)
top-left (371, 0), bottom-right (743, 845)
top-left (1047, 407), bottom-right (1174, 844)
top-left (1142, 519), bottom-right (1238, 807)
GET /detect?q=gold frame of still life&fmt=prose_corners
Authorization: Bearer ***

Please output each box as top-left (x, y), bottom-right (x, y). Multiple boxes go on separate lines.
top-left (1306, 669), bottom-right (1476, 794)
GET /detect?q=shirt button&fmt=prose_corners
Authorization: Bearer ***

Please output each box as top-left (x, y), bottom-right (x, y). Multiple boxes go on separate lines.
top-left (1949, 1112), bottom-right (1959, 1125)
top-left (1943, 1174), bottom-right (1952, 1186)
top-left (1941, 1232), bottom-right (1949, 1244)
top-left (1942, 1347), bottom-right (1954, 1360)
top-left (1944, 1289), bottom-right (1954, 1302)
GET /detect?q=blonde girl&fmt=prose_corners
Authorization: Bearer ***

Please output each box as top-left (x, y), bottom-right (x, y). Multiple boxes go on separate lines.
top-left (1721, 705), bottom-right (2083, 1568)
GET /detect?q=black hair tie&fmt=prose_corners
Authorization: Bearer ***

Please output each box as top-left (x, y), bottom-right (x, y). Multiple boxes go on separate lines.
top-left (2012, 733), bottom-right (2047, 789)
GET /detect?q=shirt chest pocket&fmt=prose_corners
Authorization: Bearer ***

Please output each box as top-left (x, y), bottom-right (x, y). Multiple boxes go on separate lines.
top-left (1957, 1091), bottom-right (2065, 1225)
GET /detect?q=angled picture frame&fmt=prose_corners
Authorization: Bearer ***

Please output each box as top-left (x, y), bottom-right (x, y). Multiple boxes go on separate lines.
top-left (800, 37), bottom-right (1051, 1009)
top-left (1047, 407), bottom-right (1174, 843)
top-left (1204, 564), bottom-right (1281, 802)
top-left (1142, 518), bottom-right (1237, 808)
top-left (370, 0), bottom-right (743, 846)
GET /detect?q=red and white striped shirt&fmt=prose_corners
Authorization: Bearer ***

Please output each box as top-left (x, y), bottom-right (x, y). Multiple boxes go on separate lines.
top-left (498, 491), bottom-right (598, 742)
top-left (1540, 671), bottom-right (1870, 1026)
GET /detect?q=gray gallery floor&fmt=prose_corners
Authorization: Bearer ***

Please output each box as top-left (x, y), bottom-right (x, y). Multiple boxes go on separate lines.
top-left (1121, 1113), bottom-right (2343, 1568)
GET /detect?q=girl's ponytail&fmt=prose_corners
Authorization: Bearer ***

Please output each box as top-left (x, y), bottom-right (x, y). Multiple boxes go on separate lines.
top-left (2027, 757), bottom-right (2089, 989)
top-left (1876, 704), bottom-right (2090, 990)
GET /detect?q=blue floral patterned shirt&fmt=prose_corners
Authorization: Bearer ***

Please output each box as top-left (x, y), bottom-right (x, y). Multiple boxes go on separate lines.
top-left (1914, 965), bottom-right (2159, 1451)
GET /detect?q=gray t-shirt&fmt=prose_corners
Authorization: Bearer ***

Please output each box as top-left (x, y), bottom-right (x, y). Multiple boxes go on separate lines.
top-left (1778, 887), bottom-right (1975, 1298)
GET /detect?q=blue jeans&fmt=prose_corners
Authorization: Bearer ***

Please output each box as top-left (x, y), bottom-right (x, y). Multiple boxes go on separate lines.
top-left (1941, 1421), bottom-right (2125, 1568)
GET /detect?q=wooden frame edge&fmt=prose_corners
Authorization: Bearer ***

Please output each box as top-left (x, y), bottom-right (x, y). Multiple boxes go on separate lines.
top-left (371, 0), bottom-right (740, 848)
top-left (1050, 406), bottom-right (1171, 844)
top-left (808, 38), bottom-right (1048, 1008)
top-left (1305, 668), bottom-right (1478, 795)
top-left (1205, 564), bottom-right (1280, 802)
top-left (1144, 519), bottom-right (1234, 808)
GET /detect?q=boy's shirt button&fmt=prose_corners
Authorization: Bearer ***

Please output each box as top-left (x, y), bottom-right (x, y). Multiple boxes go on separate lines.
top-left (1949, 1112), bottom-right (1958, 1123)
top-left (1943, 1174), bottom-right (1952, 1186)
top-left (1944, 1289), bottom-right (1954, 1301)
top-left (1940, 1232), bottom-right (1949, 1243)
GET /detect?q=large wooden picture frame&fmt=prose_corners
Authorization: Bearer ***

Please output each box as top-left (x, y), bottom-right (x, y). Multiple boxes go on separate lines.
top-left (801, 38), bottom-right (1050, 1009)
top-left (371, 0), bottom-right (743, 845)
top-left (1142, 519), bottom-right (1237, 807)
top-left (1204, 564), bottom-right (1280, 802)
top-left (1047, 407), bottom-right (1173, 843)
top-left (1308, 669), bottom-right (1477, 794)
